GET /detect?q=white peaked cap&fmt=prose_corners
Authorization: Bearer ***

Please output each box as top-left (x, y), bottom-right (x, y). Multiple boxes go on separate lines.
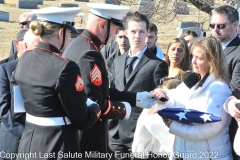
top-left (31, 7), bottom-right (82, 33)
top-left (87, 3), bottom-right (130, 26)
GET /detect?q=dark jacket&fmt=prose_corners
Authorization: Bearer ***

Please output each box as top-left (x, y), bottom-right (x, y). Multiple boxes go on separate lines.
top-left (109, 49), bottom-right (168, 145)
top-left (0, 60), bottom-right (25, 159)
top-left (63, 29), bottom-right (136, 159)
top-left (224, 35), bottom-right (240, 159)
top-left (0, 54), bottom-right (17, 65)
top-left (14, 42), bottom-right (100, 159)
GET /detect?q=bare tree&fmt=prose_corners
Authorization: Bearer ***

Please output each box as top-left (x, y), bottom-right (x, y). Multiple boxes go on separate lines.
top-left (108, 0), bottom-right (234, 16)
top-left (108, 0), bottom-right (177, 24)
top-left (182, 0), bottom-right (214, 14)
top-left (106, 0), bottom-right (234, 27)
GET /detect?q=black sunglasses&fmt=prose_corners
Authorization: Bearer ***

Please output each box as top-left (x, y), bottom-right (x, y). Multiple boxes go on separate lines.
top-left (19, 21), bottom-right (31, 25)
top-left (209, 22), bottom-right (233, 29)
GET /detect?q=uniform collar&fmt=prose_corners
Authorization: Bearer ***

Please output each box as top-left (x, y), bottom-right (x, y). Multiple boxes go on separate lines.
top-left (81, 29), bottom-right (103, 49)
top-left (37, 41), bottom-right (60, 54)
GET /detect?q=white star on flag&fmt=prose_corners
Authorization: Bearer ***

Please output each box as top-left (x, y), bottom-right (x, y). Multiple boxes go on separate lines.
top-left (184, 109), bottom-right (191, 113)
top-left (200, 114), bottom-right (212, 122)
top-left (176, 112), bottom-right (187, 121)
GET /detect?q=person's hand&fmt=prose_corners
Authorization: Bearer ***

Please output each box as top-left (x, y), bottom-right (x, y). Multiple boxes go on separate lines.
top-left (162, 118), bottom-right (173, 128)
top-left (136, 91), bottom-right (158, 109)
top-left (147, 104), bottom-right (158, 115)
top-left (150, 88), bottom-right (167, 101)
top-left (227, 98), bottom-right (240, 121)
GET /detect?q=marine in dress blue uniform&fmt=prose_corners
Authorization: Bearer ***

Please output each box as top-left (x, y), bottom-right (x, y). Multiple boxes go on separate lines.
top-left (14, 7), bottom-right (100, 160)
top-left (63, 3), bottom-right (158, 159)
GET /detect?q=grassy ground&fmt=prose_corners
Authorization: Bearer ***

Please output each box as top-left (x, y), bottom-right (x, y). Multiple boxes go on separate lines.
top-left (0, 0), bottom-right (223, 60)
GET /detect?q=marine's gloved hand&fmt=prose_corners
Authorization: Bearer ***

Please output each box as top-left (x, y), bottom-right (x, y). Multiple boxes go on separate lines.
top-left (183, 71), bottom-right (201, 89)
top-left (136, 92), bottom-right (158, 109)
top-left (86, 98), bottom-right (99, 107)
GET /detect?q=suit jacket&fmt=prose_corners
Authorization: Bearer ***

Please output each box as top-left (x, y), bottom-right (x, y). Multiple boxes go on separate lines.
top-left (101, 38), bottom-right (119, 65)
top-left (0, 60), bottom-right (25, 156)
top-left (109, 48), bottom-right (168, 144)
top-left (63, 29), bottom-right (136, 158)
top-left (100, 39), bottom-right (120, 88)
top-left (0, 54), bottom-right (17, 65)
top-left (224, 35), bottom-right (240, 159)
top-left (9, 40), bottom-right (17, 57)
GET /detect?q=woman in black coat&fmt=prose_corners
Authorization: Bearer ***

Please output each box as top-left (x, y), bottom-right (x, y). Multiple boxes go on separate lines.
top-left (14, 7), bottom-right (100, 160)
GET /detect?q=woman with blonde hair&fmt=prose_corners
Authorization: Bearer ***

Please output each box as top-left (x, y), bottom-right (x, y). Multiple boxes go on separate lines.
top-left (152, 37), bottom-right (233, 160)
top-left (13, 7), bottom-right (100, 159)
top-left (163, 38), bottom-right (191, 82)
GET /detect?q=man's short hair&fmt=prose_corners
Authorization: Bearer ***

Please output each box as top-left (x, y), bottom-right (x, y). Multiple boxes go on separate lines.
top-left (19, 12), bottom-right (37, 21)
top-left (118, 26), bottom-right (125, 31)
top-left (125, 12), bottom-right (149, 30)
top-left (212, 5), bottom-right (239, 23)
top-left (148, 22), bottom-right (158, 35)
top-left (180, 30), bottom-right (198, 39)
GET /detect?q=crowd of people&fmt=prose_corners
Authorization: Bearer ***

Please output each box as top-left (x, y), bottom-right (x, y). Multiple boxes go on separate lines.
top-left (0, 2), bottom-right (240, 160)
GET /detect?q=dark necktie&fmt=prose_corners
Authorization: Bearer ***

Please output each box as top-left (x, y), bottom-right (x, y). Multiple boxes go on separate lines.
top-left (125, 56), bottom-right (138, 82)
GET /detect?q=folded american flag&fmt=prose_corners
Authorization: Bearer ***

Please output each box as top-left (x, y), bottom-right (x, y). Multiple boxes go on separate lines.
top-left (157, 108), bottom-right (221, 124)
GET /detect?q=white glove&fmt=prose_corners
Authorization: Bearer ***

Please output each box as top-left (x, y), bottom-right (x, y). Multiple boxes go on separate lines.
top-left (86, 98), bottom-right (98, 107)
top-left (121, 101), bottom-right (131, 120)
top-left (136, 92), bottom-right (158, 109)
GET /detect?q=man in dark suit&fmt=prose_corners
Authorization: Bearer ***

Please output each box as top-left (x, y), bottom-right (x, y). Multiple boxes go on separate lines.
top-left (0, 29), bottom-right (40, 160)
top-left (101, 26), bottom-right (130, 87)
top-left (109, 12), bottom-right (168, 160)
top-left (210, 5), bottom-right (240, 159)
top-left (145, 22), bottom-right (165, 60)
top-left (63, 4), bottom-right (158, 159)
top-left (102, 26), bottom-right (130, 70)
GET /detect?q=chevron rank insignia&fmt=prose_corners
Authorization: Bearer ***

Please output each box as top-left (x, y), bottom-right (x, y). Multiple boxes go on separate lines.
top-left (75, 75), bottom-right (84, 91)
top-left (157, 108), bottom-right (221, 124)
top-left (90, 64), bottom-right (102, 86)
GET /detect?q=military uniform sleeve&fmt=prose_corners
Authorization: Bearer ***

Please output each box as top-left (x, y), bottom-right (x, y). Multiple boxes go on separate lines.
top-left (109, 88), bottom-right (136, 106)
top-left (56, 61), bottom-right (100, 130)
top-left (77, 50), bottom-right (128, 120)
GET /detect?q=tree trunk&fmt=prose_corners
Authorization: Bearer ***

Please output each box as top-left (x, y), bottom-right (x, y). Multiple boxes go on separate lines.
top-left (182, 0), bottom-right (214, 14)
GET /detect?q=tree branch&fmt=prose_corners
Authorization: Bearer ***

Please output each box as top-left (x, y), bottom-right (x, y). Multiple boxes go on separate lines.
top-left (182, 0), bottom-right (214, 15)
